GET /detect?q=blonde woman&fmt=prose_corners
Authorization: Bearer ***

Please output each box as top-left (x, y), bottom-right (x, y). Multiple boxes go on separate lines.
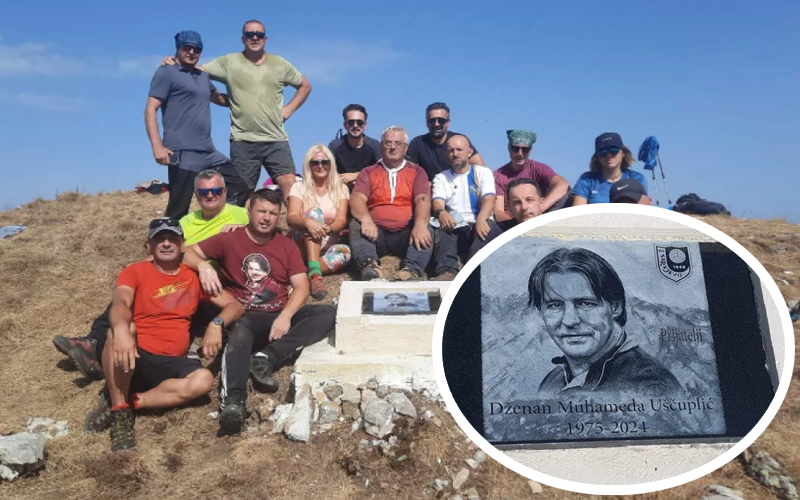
top-left (287, 144), bottom-right (351, 300)
top-left (571, 132), bottom-right (647, 205)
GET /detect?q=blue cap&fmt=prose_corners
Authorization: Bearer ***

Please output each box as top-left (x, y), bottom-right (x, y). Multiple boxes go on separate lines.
top-left (175, 30), bottom-right (203, 51)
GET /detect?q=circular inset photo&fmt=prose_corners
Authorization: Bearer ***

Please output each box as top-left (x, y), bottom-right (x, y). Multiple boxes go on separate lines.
top-left (433, 204), bottom-right (794, 495)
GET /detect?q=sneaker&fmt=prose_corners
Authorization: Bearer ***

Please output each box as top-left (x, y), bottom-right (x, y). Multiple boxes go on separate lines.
top-left (250, 355), bottom-right (279, 393)
top-left (84, 386), bottom-right (112, 434)
top-left (109, 406), bottom-right (136, 452)
top-left (431, 271), bottom-right (457, 281)
top-left (67, 344), bottom-right (103, 381)
top-left (309, 273), bottom-right (327, 300)
top-left (219, 399), bottom-right (247, 434)
top-left (396, 268), bottom-right (421, 281)
top-left (53, 335), bottom-right (93, 356)
top-left (359, 259), bottom-right (383, 281)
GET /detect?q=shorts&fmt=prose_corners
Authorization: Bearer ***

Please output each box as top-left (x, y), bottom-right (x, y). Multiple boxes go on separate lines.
top-left (129, 348), bottom-right (203, 393)
top-left (169, 149), bottom-right (230, 172)
top-left (230, 140), bottom-right (296, 189)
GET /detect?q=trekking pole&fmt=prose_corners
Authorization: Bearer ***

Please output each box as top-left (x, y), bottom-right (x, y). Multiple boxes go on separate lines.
top-left (651, 171), bottom-right (660, 206)
top-left (656, 152), bottom-right (673, 205)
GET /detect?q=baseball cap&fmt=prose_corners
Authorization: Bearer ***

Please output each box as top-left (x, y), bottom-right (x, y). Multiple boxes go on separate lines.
top-left (610, 179), bottom-right (647, 203)
top-left (595, 132), bottom-right (624, 153)
top-left (148, 217), bottom-right (184, 239)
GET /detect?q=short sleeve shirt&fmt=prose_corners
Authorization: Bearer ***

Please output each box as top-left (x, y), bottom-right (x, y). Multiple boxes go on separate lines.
top-left (203, 53), bottom-right (303, 142)
top-left (571, 170), bottom-right (648, 204)
top-left (328, 135), bottom-right (382, 175)
top-left (180, 204), bottom-right (249, 246)
top-left (197, 229), bottom-right (307, 312)
top-left (148, 64), bottom-right (217, 151)
top-left (288, 180), bottom-right (350, 224)
top-left (431, 165), bottom-right (496, 225)
top-left (406, 132), bottom-right (479, 181)
top-left (116, 262), bottom-right (204, 356)
top-left (352, 161), bottom-right (430, 231)
top-left (494, 160), bottom-right (558, 214)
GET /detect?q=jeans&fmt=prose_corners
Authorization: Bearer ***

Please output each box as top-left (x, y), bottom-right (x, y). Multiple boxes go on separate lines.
top-left (348, 218), bottom-right (433, 276)
top-left (432, 223), bottom-right (493, 275)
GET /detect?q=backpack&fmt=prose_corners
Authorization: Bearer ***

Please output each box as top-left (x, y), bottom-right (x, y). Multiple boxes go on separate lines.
top-left (673, 193), bottom-right (730, 216)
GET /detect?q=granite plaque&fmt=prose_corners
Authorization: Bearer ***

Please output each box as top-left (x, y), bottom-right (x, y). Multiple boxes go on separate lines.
top-left (362, 290), bottom-right (441, 315)
top-left (442, 238), bottom-right (777, 448)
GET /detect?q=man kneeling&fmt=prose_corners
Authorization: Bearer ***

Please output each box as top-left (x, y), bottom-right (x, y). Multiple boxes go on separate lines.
top-left (85, 217), bottom-right (243, 451)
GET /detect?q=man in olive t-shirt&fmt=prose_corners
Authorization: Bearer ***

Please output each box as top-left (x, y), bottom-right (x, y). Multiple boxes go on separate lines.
top-left (201, 19), bottom-right (312, 206)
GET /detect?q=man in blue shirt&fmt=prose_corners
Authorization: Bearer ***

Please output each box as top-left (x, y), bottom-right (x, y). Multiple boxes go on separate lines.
top-left (145, 30), bottom-right (247, 218)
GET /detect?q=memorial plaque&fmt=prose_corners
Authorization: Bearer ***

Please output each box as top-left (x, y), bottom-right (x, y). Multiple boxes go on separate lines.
top-left (362, 290), bottom-right (441, 315)
top-left (443, 237), bottom-right (777, 448)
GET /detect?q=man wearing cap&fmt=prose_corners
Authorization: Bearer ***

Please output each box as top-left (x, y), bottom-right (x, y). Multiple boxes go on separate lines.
top-left (485, 178), bottom-right (545, 242)
top-left (493, 130), bottom-right (570, 221)
top-left (610, 179), bottom-right (652, 205)
top-left (84, 218), bottom-right (244, 451)
top-left (146, 30), bottom-right (247, 219)
top-left (407, 102), bottom-right (485, 181)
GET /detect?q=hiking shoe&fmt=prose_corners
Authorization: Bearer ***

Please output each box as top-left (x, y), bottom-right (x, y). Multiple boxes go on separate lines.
top-left (84, 386), bottom-right (112, 434)
top-left (109, 406), bottom-right (136, 452)
top-left (431, 271), bottom-right (457, 281)
top-left (250, 355), bottom-right (279, 393)
top-left (219, 399), bottom-right (247, 434)
top-left (53, 335), bottom-right (94, 356)
top-left (309, 273), bottom-right (327, 300)
top-left (396, 268), bottom-right (421, 281)
top-left (359, 260), bottom-right (383, 281)
top-left (67, 344), bottom-right (103, 381)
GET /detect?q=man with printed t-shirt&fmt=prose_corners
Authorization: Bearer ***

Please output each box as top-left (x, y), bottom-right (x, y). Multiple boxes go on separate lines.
top-left (84, 218), bottom-right (244, 452)
top-left (183, 189), bottom-right (336, 434)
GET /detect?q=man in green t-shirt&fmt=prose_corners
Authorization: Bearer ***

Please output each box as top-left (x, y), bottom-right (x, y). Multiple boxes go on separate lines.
top-left (201, 19), bottom-right (312, 207)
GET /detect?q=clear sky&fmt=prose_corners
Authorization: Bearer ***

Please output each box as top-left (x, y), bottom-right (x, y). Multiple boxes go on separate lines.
top-left (2, 0), bottom-right (798, 221)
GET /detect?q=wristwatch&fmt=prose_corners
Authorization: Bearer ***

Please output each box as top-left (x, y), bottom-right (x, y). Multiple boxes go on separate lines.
top-left (212, 316), bottom-right (225, 328)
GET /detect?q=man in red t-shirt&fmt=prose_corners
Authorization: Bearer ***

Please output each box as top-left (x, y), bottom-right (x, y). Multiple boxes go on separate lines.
top-left (183, 189), bottom-right (336, 434)
top-left (85, 217), bottom-right (244, 452)
top-left (349, 125), bottom-right (433, 281)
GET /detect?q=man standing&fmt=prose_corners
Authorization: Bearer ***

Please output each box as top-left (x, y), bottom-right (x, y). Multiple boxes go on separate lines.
top-left (407, 102), bottom-right (485, 181)
top-left (146, 30), bottom-right (246, 218)
top-left (485, 178), bottom-right (545, 241)
top-left (429, 134), bottom-right (496, 280)
top-left (328, 104), bottom-right (381, 188)
top-left (183, 189), bottom-right (336, 433)
top-left (493, 130), bottom-right (570, 220)
top-left (349, 126), bottom-right (434, 281)
top-left (202, 20), bottom-right (312, 206)
top-left (84, 218), bottom-right (244, 451)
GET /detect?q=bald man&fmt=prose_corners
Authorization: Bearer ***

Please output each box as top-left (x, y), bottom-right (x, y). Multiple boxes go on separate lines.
top-left (429, 134), bottom-right (497, 280)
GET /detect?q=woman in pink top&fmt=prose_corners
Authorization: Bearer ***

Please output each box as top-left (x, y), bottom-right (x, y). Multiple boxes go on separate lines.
top-left (287, 144), bottom-right (351, 300)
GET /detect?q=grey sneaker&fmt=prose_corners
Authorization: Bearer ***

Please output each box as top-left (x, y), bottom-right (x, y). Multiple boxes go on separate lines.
top-left (109, 406), bottom-right (136, 452)
top-left (84, 386), bottom-right (112, 434)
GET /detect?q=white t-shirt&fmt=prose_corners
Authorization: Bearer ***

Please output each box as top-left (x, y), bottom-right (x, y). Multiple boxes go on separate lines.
top-left (431, 165), bottom-right (496, 225)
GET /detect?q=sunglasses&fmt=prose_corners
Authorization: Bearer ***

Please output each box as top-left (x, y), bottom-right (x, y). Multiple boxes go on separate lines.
top-left (346, 119), bottom-right (365, 127)
top-left (427, 117), bottom-right (448, 126)
top-left (310, 159), bottom-right (331, 167)
top-left (196, 187), bottom-right (224, 197)
top-left (243, 31), bottom-right (266, 39)
top-left (180, 45), bottom-right (202, 54)
top-left (510, 146), bottom-right (531, 154)
top-left (598, 147), bottom-right (621, 157)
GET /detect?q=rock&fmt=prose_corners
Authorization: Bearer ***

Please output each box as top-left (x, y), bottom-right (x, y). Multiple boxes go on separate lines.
top-left (314, 390), bottom-right (328, 407)
top-left (377, 440), bottom-right (395, 457)
top-left (25, 418), bottom-right (68, 440)
top-left (431, 417), bottom-right (442, 427)
top-left (433, 478), bottom-right (449, 491)
top-left (363, 398), bottom-right (395, 438)
top-left (741, 449), bottom-right (798, 500)
top-left (351, 419), bottom-right (362, 432)
top-left (324, 385), bottom-right (343, 401)
top-left (474, 450), bottom-right (487, 463)
top-left (702, 484), bottom-right (746, 500)
top-left (465, 458), bottom-right (480, 470)
top-left (256, 400), bottom-right (276, 423)
top-left (358, 439), bottom-right (371, 451)
top-left (386, 393), bottom-right (417, 419)
top-left (453, 468), bottom-right (470, 490)
top-left (360, 389), bottom-right (378, 412)
top-left (464, 487), bottom-right (480, 500)
top-left (452, 496), bottom-right (465, 500)
top-left (207, 411), bottom-right (219, 419)
top-left (318, 401), bottom-right (341, 425)
top-left (269, 404), bottom-right (293, 434)
top-left (286, 384), bottom-right (312, 442)
top-left (528, 480), bottom-right (543, 494)
top-left (0, 432), bottom-right (47, 481)
top-left (342, 383), bottom-right (360, 403)
top-left (342, 401), bottom-right (361, 420)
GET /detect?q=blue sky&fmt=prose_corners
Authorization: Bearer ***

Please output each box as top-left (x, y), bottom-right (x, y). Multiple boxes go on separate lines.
top-left (2, 0), bottom-right (798, 220)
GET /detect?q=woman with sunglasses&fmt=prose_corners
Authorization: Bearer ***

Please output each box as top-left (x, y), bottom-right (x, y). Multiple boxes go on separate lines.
top-left (571, 133), bottom-right (647, 205)
top-left (286, 145), bottom-right (351, 300)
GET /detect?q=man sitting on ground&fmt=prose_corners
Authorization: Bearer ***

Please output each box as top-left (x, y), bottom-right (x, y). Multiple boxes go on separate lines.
top-left (182, 189), bottom-right (336, 433)
top-left (609, 178), bottom-right (652, 205)
top-left (429, 134), bottom-right (496, 280)
top-left (486, 178), bottom-right (545, 241)
top-left (84, 218), bottom-right (244, 451)
top-left (349, 126), bottom-right (434, 281)
top-left (328, 104), bottom-right (381, 189)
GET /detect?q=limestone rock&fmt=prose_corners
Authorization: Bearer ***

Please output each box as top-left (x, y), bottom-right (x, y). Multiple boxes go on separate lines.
top-left (453, 468), bottom-right (469, 490)
top-left (464, 487), bottom-right (480, 500)
top-left (360, 389), bottom-right (378, 412)
top-left (324, 385), bottom-right (343, 401)
top-left (318, 401), bottom-right (341, 425)
top-left (342, 383), bottom-right (360, 403)
top-left (286, 384), bottom-right (312, 442)
top-left (256, 400), bottom-right (276, 423)
top-left (702, 484), bottom-right (746, 500)
top-left (342, 401), bottom-right (361, 420)
top-left (363, 398), bottom-right (395, 438)
top-left (433, 478), bottom-right (449, 491)
top-left (25, 418), bottom-right (68, 440)
top-left (269, 404), bottom-right (293, 434)
top-left (528, 480), bottom-right (543, 494)
top-left (386, 392), bottom-right (417, 419)
top-left (465, 458), bottom-right (480, 470)
top-left (742, 449), bottom-right (798, 499)
top-left (0, 432), bottom-right (47, 481)
top-left (474, 450), bottom-right (487, 463)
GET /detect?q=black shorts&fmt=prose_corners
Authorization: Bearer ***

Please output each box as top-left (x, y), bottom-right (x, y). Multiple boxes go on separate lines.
top-left (129, 348), bottom-right (203, 393)
top-left (230, 140), bottom-right (296, 189)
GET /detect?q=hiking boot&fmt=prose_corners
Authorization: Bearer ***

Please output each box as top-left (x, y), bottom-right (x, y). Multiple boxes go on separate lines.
top-left (109, 406), bottom-right (136, 452)
top-left (219, 399), bottom-right (247, 434)
top-left (395, 268), bottom-right (421, 281)
top-left (84, 386), bottom-right (112, 434)
top-left (53, 335), bottom-right (94, 356)
top-left (68, 344), bottom-right (103, 381)
top-left (309, 273), bottom-right (327, 300)
top-left (431, 271), bottom-right (457, 281)
top-left (250, 355), bottom-right (279, 393)
top-left (359, 259), bottom-right (383, 281)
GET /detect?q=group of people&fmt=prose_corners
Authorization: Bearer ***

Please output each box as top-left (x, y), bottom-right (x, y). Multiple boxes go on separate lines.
top-left (52, 19), bottom-right (654, 452)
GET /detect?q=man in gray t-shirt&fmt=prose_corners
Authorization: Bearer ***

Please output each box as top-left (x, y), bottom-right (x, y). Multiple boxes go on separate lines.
top-left (145, 30), bottom-right (246, 218)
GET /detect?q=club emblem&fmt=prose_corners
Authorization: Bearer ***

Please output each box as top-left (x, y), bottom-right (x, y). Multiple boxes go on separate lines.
top-left (655, 245), bottom-right (692, 283)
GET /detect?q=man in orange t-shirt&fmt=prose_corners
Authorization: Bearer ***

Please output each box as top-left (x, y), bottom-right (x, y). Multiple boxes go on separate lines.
top-left (85, 217), bottom-right (243, 452)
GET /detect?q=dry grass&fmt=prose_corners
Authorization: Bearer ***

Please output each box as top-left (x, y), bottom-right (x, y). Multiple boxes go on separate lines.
top-left (0, 193), bottom-right (797, 499)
